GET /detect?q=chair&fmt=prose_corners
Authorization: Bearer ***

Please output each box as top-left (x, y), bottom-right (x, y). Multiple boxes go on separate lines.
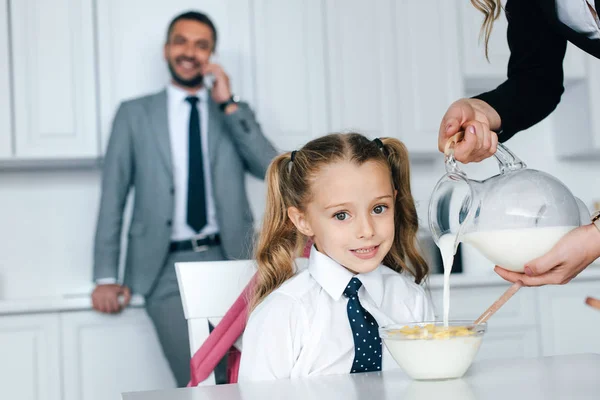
top-left (175, 257), bottom-right (310, 385)
top-left (175, 259), bottom-right (256, 385)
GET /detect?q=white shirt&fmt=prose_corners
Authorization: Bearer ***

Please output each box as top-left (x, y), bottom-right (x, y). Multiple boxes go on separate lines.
top-left (167, 84), bottom-right (219, 240)
top-left (556, 0), bottom-right (600, 40)
top-left (238, 247), bottom-right (434, 382)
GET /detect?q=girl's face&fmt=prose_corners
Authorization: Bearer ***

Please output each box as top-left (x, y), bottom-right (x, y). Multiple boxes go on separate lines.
top-left (288, 160), bottom-right (396, 274)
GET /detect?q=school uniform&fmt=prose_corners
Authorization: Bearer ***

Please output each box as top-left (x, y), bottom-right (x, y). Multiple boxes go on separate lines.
top-left (238, 247), bottom-right (434, 382)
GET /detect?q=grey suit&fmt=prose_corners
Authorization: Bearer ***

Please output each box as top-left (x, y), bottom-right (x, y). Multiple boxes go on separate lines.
top-left (93, 89), bottom-right (277, 385)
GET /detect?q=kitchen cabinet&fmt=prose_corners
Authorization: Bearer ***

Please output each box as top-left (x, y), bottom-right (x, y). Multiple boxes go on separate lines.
top-left (9, 0), bottom-right (98, 159)
top-left (321, 0), bottom-right (460, 158)
top-left (394, 0), bottom-right (463, 157)
top-left (552, 57), bottom-right (600, 158)
top-left (324, 0), bottom-right (397, 140)
top-left (538, 280), bottom-right (600, 356)
top-left (0, 304), bottom-right (174, 400)
top-left (430, 283), bottom-right (540, 361)
top-left (252, 0), bottom-right (328, 151)
top-left (60, 309), bottom-right (175, 400)
top-left (0, 314), bottom-right (61, 400)
top-left (0, 0), bottom-right (12, 159)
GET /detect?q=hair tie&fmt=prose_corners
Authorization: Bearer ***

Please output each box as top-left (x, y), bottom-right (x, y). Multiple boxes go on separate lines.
top-left (373, 138), bottom-right (384, 150)
top-left (290, 150), bottom-right (297, 162)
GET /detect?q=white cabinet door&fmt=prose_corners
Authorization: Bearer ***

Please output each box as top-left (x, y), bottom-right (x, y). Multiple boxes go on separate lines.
top-left (429, 284), bottom-right (538, 327)
top-left (0, 314), bottom-right (61, 400)
top-left (395, 0), bottom-right (462, 156)
top-left (96, 0), bottom-right (253, 154)
top-left (10, 0), bottom-right (98, 159)
top-left (538, 281), bottom-right (600, 356)
top-left (429, 285), bottom-right (540, 361)
top-left (476, 327), bottom-right (540, 361)
top-left (324, 0), bottom-right (397, 140)
top-left (60, 308), bottom-right (175, 400)
top-left (553, 57), bottom-right (600, 158)
top-left (252, 0), bottom-right (328, 151)
top-left (0, 0), bottom-right (11, 159)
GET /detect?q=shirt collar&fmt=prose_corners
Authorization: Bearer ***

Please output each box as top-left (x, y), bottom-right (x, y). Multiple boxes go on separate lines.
top-left (167, 83), bottom-right (208, 107)
top-left (308, 246), bottom-right (384, 306)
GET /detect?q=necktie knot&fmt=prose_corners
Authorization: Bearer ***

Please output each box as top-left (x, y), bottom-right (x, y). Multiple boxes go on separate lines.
top-left (344, 277), bottom-right (362, 298)
top-left (186, 96), bottom-right (199, 106)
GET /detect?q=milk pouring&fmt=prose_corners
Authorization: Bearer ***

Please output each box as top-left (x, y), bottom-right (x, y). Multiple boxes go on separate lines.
top-left (429, 140), bottom-right (586, 324)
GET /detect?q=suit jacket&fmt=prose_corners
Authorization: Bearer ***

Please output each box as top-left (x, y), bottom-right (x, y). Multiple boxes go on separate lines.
top-left (474, 0), bottom-right (600, 141)
top-left (93, 89), bottom-right (278, 295)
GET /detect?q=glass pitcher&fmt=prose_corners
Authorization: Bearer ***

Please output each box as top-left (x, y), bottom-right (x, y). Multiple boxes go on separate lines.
top-left (428, 138), bottom-right (587, 272)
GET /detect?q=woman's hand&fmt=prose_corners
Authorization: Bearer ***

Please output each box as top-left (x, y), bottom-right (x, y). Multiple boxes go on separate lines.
top-left (438, 98), bottom-right (501, 163)
top-left (495, 225), bottom-right (600, 287)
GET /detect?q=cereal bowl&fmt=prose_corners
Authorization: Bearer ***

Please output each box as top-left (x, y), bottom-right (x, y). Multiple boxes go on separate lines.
top-left (379, 321), bottom-right (486, 380)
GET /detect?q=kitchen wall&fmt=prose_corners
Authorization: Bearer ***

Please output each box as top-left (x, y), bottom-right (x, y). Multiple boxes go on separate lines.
top-left (0, 0), bottom-right (599, 301)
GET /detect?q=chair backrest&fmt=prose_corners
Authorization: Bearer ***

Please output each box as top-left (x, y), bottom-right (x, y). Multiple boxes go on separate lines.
top-left (175, 259), bottom-right (256, 385)
top-left (175, 258), bottom-right (309, 385)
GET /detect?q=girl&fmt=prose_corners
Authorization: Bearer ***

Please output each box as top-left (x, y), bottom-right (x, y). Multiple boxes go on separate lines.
top-left (238, 133), bottom-right (434, 382)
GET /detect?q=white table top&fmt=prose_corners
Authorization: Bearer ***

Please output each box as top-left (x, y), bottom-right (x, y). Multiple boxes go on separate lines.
top-left (122, 354), bottom-right (600, 400)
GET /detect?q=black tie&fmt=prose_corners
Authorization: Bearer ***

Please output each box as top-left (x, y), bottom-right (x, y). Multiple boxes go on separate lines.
top-left (185, 96), bottom-right (207, 233)
top-left (344, 277), bottom-right (382, 373)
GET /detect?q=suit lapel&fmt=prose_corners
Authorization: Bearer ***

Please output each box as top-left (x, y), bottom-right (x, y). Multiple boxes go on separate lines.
top-left (148, 90), bottom-right (173, 178)
top-left (206, 94), bottom-right (223, 168)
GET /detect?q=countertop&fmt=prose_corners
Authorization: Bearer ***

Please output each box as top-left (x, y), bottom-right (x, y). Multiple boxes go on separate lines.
top-left (2, 262), bottom-right (599, 316)
top-left (122, 354), bottom-right (600, 400)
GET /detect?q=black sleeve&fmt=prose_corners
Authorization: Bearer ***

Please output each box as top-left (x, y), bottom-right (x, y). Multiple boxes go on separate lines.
top-left (473, 0), bottom-right (567, 142)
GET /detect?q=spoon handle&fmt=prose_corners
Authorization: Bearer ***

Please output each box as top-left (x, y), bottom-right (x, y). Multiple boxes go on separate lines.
top-left (474, 281), bottom-right (523, 325)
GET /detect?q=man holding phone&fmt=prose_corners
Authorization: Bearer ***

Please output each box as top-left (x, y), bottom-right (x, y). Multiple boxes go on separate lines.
top-left (91, 11), bottom-right (277, 386)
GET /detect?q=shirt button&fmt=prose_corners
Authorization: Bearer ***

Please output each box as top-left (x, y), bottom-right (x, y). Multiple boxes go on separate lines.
top-left (166, 220), bottom-right (172, 226)
top-left (170, 187), bottom-right (175, 195)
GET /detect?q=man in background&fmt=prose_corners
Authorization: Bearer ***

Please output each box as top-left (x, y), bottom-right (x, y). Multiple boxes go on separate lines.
top-left (91, 11), bottom-right (277, 386)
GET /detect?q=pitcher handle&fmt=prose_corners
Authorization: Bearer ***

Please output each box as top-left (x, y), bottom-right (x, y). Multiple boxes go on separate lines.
top-left (493, 143), bottom-right (527, 173)
top-left (444, 133), bottom-right (526, 175)
top-left (443, 132), bottom-right (466, 176)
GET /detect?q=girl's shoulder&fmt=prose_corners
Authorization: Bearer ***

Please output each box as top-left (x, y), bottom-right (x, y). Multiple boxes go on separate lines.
top-left (252, 269), bottom-right (315, 312)
top-left (248, 270), bottom-right (315, 325)
top-left (379, 265), bottom-right (428, 298)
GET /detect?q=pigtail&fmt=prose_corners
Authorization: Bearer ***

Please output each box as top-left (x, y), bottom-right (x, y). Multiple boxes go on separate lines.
top-left (250, 153), bottom-right (303, 311)
top-left (380, 138), bottom-right (429, 284)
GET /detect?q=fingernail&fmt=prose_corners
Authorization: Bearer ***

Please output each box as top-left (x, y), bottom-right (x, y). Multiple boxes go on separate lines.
top-left (468, 126), bottom-right (476, 134)
top-left (445, 123), bottom-right (453, 132)
top-left (524, 267), bottom-right (533, 276)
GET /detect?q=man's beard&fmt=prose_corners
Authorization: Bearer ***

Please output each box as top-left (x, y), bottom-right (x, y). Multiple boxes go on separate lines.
top-left (167, 58), bottom-right (204, 88)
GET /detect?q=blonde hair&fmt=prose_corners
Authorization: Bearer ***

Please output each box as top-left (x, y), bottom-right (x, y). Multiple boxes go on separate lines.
top-left (250, 133), bottom-right (429, 311)
top-left (471, 0), bottom-right (502, 61)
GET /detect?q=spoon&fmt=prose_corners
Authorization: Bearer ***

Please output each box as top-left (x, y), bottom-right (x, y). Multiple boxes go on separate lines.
top-left (474, 281), bottom-right (523, 324)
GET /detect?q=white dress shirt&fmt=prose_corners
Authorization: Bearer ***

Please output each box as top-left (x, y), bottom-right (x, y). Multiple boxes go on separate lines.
top-left (167, 84), bottom-right (219, 241)
top-left (238, 247), bottom-right (434, 382)
top-left (556, 0), bottom-right (600, 40)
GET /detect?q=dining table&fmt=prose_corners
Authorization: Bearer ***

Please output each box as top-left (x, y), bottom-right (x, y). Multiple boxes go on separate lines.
top-left (122, 353), bottom-right (600, 400)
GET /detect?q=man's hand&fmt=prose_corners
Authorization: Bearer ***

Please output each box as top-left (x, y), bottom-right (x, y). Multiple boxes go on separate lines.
top-left (91, 284), bottom-right (131, 314)
top-left (203, 63), bottom-right (232, 103)
top-left (438, 98), bottom-right (501, 163)
top-left (495, 225), bottom-right (600, 287)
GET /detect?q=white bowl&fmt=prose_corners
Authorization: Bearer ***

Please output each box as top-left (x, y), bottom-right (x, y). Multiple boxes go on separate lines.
top-left (379, 321), bottom-right (486, 380)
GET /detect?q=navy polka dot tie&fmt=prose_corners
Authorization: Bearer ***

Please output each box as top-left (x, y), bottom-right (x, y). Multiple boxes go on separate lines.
top-left (344, 277), bottom-right (382, 373)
